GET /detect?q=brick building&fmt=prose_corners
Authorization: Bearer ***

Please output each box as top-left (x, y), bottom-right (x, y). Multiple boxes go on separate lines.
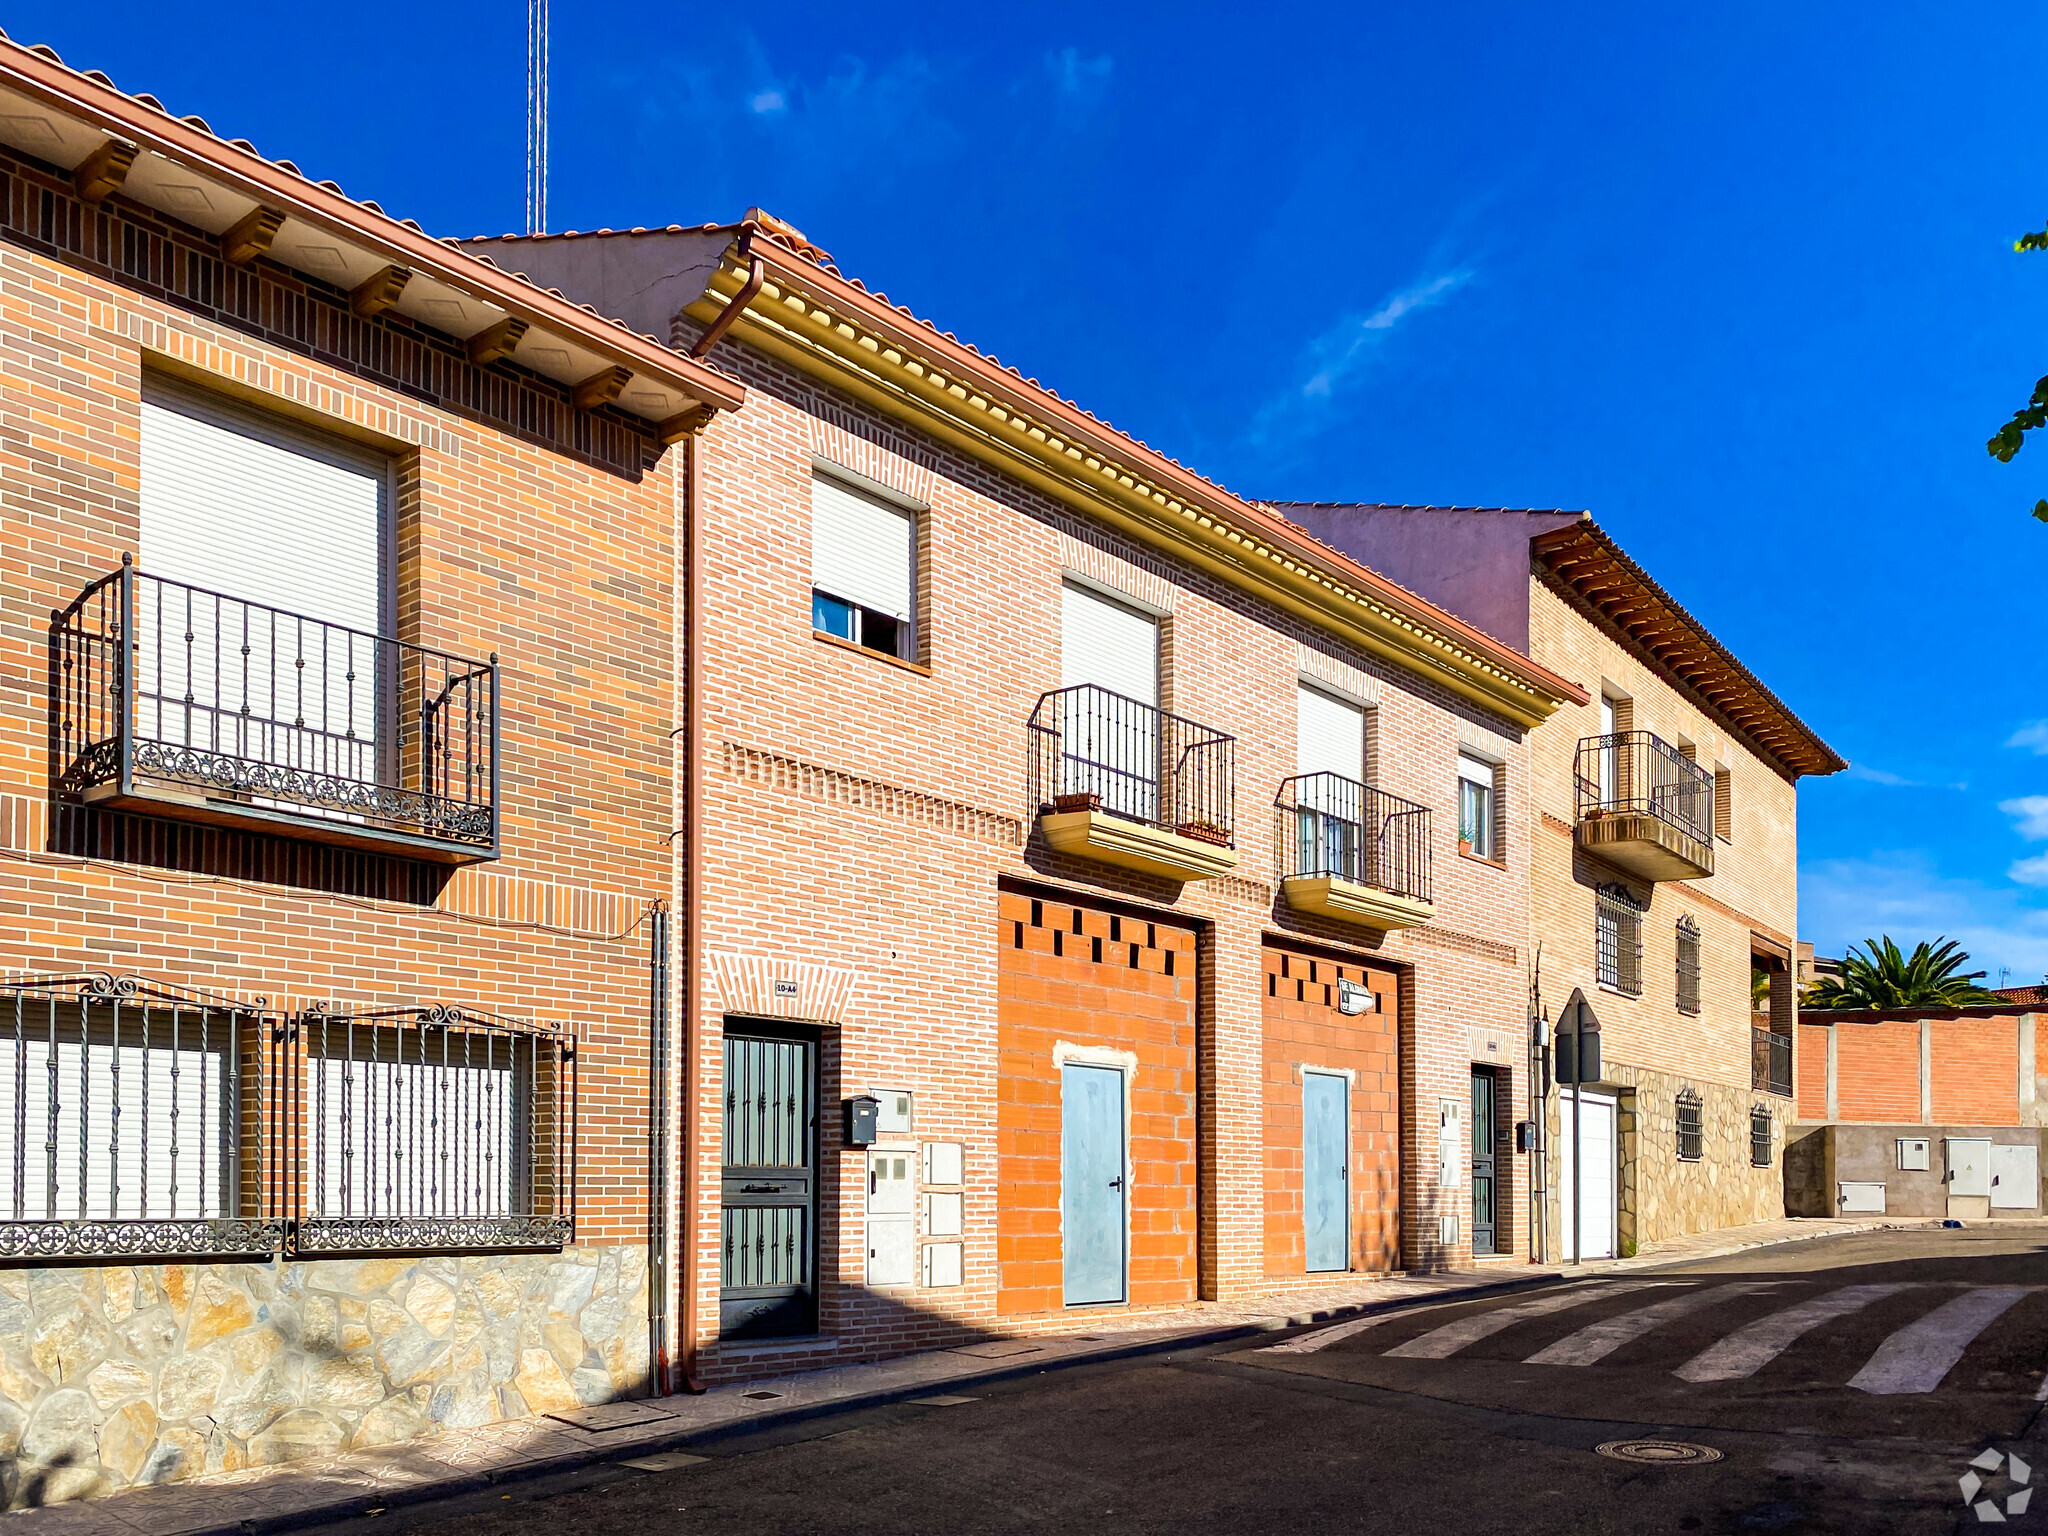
top-left (472, 216), bottom-right (1586, 1382)
top-left (0, 40), bottom-right (741, 1502)
top-left (1276, 506), bottom-right (1844, 1259)
top-left (1788, 1003), bottom-right (2046, 1220)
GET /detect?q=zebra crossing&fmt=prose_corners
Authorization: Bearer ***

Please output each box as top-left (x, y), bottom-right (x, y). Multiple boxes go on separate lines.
top-left (1263, 1278), bottom-right (2048, 1398)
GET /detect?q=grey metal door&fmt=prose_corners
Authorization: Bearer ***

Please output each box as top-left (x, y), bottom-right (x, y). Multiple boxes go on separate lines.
top-left (1471, 1069), bottom-right (1497, 1255)
top-left (1061, 1063), bottom-right (1126, 1305)
top-left (1303, 1071), bottom-right (1350, 1272)
top-left (720, 1033), bottom-right (816, 1338)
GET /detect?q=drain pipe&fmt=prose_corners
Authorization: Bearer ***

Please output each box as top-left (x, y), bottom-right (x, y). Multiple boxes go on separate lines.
top-left (647, 903), bottom-right (671, 1389)
top-left (676, 430), bottom-right (709, 1394)
top-left (688, 226), bottom-right (764, 361)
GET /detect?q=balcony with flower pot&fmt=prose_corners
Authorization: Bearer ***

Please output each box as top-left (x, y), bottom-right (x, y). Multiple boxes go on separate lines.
top-left (1027, 684), bottom-right (1238, 882)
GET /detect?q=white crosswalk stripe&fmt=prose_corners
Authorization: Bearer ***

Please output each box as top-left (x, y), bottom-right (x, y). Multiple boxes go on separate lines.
top-left (1673, 1284), bottom-right (1918, 1384)
top-left (1848, 1287), bottom-right (2036, 1395)
top-left (1525, 1282), bottom-right (1778, 1367)
top-left (1383, 1282), bottom-right (1682, 1360)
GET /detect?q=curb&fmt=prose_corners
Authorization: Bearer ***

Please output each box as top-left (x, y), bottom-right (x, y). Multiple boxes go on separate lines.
top-left (251, 1273), bottom-right (1577, 1535)
top-left (52, 1221), bottom-right (1902, 1535)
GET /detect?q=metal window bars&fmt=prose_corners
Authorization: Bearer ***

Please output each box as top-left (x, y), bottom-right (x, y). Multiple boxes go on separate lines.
top-left (1596, 884), bottom-right (1646, 996)
top-left (0, 976), bottom-right (575, 1262)
top-left (0, 974), bottom-right (284, 1259)
top-left (1573, 730), bottom-right (1715, 847)
top-left (1675, 916), bottom-right (1702, 1015)
top-left (1752, 1026), bottom-right (1793, 1098)
top-left (1750, 1105), bottom-right (1774, 1168)
top-left (1273, 773), bottom-right (1433, 905)
top-left (289, 1003), bottom-right (575, 1254)
top-left (1675, 1088), bottom-right (1704, 1162)
top-left (1027, 684), bottom-right (1235, 846)
top-left (52, 559), bottom-right (499, 853)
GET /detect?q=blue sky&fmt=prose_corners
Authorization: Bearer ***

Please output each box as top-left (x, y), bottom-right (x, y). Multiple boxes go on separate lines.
top-left (22, 2), bottom-right (2048, 980)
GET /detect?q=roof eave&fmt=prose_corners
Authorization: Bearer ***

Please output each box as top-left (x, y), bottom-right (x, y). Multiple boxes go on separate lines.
top-left (705, 237), bottom-right (1587, 724)
top-left (0, 40), bottom-right (745, 417)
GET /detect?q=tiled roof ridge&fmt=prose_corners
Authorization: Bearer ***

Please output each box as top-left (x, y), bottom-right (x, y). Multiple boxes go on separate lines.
top-left (461, 224), bottom-right (1584, 707)
top-left (1535, 519), bottom-right (1843, 775)
top-left (1267, 500), bottom-right (1593, 516)
top-left (0, 30), bottom-right (736, 375)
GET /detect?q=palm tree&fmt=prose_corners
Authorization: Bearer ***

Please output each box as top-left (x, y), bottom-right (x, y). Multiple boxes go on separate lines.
top-left (1804, 937), bottom-right (2000, 1010)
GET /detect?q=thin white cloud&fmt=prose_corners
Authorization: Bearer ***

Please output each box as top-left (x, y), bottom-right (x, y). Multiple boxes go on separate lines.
top-left (2011, 721), bottom-right (2048, 755)
top-left (1801, 850), bottom-right (2048, 980)
top-left (2004, 795), bottom-right (2048, 841)
top-left (1046, 47), bottom-right (1112, 95)
top-left (749, 89), bottom-right (786, 114)
top-left (2013, 853), bottom-right (2048, 888)
top-left (1300, 271), bottom-right (1473, 399)
top-left (1242, 265), bottom-right (1475, 456)
top-left (1842, 762), bottom-right (1967, 791)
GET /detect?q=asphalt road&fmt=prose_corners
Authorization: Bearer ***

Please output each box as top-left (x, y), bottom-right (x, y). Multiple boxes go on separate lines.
top-left (323, 1227), bottom-right (2048, 1536)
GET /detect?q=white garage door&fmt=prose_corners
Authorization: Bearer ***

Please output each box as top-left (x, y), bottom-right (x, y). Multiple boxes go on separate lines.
top-left (1558, 1092), bottom-right (1617, 1262)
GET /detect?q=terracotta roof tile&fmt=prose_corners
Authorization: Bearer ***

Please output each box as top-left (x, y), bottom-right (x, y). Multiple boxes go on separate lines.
top-left (0, 28), bottom-right (735, 375)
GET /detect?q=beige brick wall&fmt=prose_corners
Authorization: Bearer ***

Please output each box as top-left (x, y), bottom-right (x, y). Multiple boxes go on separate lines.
top-left (1526, 571), bottom-right (1798, 1250)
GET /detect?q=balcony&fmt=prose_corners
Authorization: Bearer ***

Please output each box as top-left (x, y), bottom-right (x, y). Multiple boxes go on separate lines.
top-left (1028, 684), bottom-right (1238, 881)
top-left (1573, 730), bottom-right (1713, 882)
top-left (1276, 773), bottom-right (1435, 930)
top-left (54, 561), bottom-right (499, 862)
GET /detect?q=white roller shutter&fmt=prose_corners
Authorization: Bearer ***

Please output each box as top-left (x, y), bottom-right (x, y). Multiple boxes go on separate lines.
top-left (811, 474), bottom-right (915, 621)
top-left (1297, 684), bottom-right (1364, 780)
top-left (140, 383), bottom-right (386, 638)
top-left (137, 382), bottom-right (389, 781)
top-left (1060, 582), bottom-right (1157, 704)
top-left (311, 1051), bottom-right (515, 1219)
top-left (0, 1036), bottom-right (231, 1221)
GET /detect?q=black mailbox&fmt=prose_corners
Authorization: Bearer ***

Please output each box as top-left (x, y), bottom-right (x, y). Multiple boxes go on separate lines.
top-left (1515, 1120), bottom-right (1537, 1154)
top-left (844, 1095), bottom-right (879, 1147)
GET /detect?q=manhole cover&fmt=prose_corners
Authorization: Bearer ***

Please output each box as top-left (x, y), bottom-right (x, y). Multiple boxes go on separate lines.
top-left (1595, 1439), bottom-right (1724, 1466)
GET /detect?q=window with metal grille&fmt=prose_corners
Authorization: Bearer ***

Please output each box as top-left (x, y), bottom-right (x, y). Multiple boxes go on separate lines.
top-left (1750, 1105), bottom-right (1773, 1167)
top-left (1675, 916), bottom-right (1701, 1014)
top-left (293, 1004), bottom-right (575, 1254)
top-left (1676, 1089), bottom-right (1704, 1161)
top-left (0, 973), bottom-right (282, 1259)
top-left (1596, 884), bottom-right (1645, 996)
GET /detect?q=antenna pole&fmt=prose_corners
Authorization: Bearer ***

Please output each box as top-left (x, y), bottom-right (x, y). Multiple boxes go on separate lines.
top-left (526, 0), bottom-right (549, 235)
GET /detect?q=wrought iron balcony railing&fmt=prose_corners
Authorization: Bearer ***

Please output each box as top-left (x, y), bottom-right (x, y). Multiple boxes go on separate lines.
top-left (53, 559), bottom-right (498, 859)
top-left (1027, 683), bottom-right (1235, 846)
top-left (1275, 773), bottom-right (1433, 906)
top-left (1573, 729), bottom-right (1714, 847)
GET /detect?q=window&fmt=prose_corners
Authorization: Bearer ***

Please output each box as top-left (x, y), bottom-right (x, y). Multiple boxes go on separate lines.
top-left (1458, 754), bottom-right (1497, 860)
top-left (1596, 883), bottom-right (1645, 995)
top-left (0, 973), bottom-right (279, 1259)
top-left (1675, 917), bottom-right (1702, 1015)
top-left (811, 472), bottom-right (917, 660)
top-left (297, 1003), bottom-right (574, 1252)
top-left (1750, 1105), bottom-right (1773, 1167)
top-left (1713, 766), bottom-right (1733, 841)
top-left (1676, 1089), bottom-right (1703, 1162)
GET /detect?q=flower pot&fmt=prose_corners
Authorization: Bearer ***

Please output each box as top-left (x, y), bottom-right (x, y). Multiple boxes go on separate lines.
top-left (1052, 792), bottom-right (1101, 814)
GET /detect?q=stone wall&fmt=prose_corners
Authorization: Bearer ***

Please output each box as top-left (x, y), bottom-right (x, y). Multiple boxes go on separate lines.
top-left (1542, 1068), bottom-right (1788, 1258)
top-left (0, 1245), bottom-right (646, 1509)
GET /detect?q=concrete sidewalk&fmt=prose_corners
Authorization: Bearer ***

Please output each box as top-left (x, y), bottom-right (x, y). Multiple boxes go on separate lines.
top-left (4, 1215), bottom-right (1905, 1535)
